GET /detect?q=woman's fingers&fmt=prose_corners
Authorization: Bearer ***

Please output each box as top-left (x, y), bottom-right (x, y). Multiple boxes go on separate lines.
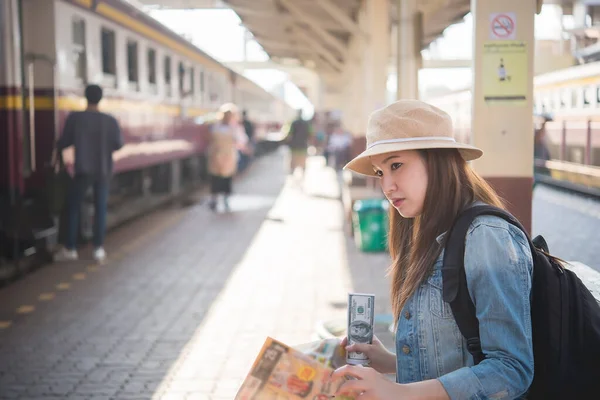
top-left (334, 379), bottom-right (368, 397)
top-left (330, 366), bottom-right (379, 397)
top-left (330, 364), bottom-right (372, 381)
top-left (345, 343), bottom-right (370, 355)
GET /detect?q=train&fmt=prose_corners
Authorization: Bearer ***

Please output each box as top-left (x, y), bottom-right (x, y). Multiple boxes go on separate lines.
top-left (0, 0), bottom-right (295, 280)
top-left (425, 61), bottom-right (600, 195)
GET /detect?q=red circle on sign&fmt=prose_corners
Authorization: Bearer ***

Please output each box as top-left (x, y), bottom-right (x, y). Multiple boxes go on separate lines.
top-left (492, 14), bottom-right (514, 38)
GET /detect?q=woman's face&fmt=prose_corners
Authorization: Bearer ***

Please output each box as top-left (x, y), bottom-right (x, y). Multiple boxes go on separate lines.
top-left (370, 150), bottom-right (428, 218)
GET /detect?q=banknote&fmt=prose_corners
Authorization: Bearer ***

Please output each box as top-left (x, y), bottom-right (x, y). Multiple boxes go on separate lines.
top-left (235, 337), bottom-right (356, 400)
top-left (346, 293), bottom-right (375, 365)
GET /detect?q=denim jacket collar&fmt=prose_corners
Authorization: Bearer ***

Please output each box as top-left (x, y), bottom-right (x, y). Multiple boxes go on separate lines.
top-left (435, 232), bottom-right (447, 245)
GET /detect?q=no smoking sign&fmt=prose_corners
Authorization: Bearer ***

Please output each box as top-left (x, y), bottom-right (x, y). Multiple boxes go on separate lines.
top-left (489, 12), bottom-right (516, 40)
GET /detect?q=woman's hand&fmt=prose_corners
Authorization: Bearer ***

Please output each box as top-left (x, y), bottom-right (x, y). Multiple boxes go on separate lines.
top-left (330, 366), bottom-right (450, 400)
top-left (341, 335), bottom-right (396, 375)
top-left (330, 365), bottom-right (403, 399)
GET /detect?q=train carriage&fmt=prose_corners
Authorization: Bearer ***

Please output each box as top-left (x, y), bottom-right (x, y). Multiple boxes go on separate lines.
top-left (426, 61), bottom-right (600, 194)
top-left (0, 0), bottom-right (294, 275)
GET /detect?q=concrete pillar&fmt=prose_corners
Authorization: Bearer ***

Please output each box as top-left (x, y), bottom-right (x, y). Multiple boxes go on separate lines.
top-left (339, 29), bottom-right (365, 136)
top-left (471, 0), bottom-right (536, 232)
top-left (363, 0), bottom-right (390, 114)
top-left (340, 0), bottom-right (389, 159)
top-left (573, 1), bottom-right (589, 28)
top-left (396, 0), bottom-right (420, 100)
top-left (346, 63), bottom-right (361, 134)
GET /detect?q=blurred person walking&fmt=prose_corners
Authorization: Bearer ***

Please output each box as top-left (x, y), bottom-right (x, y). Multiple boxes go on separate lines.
top-left (55, 84), bottom-right (123, 263)
top-left (285, 109), bottom-right (312, 180)
top-left (207, 103), bottom-right (248, 212)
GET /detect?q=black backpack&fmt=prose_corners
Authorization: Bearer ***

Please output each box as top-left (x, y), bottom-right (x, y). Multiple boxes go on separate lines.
top-left (442, 204), bottom-right (600, 399)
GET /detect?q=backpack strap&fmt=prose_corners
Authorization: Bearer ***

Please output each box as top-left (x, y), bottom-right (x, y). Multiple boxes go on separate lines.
top-left (442, 204), bottom-right (528, 365)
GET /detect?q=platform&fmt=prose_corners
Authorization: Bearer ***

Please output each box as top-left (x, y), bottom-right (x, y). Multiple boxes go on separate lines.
top-left (0, 149), bottom-right (599, 399)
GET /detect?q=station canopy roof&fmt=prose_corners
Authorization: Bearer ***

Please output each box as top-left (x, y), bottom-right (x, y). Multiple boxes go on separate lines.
top-left (138, 0), bottom-right (472, 74)
top-left (223, 0), bottom-right (471, 74)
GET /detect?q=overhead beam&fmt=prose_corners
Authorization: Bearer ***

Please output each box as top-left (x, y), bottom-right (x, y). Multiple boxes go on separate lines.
top-left (252, 29), bottom-right (334, 73)
top-left (295, 56), bottom-right (338, 75)
top-left (229, 7), bottom-right (281, 18)
top-left (256, 38), bottom-right (313, 53)
top-left (225, 59), bottom-right (338, 86)
top-left (253, 32), bottom-right (316, 58)
top-left (317, 0), bottom-right (368, 40)
top-left (230, 5), bottom-right (290, 20)
top-left (279, 38), bottom-right (338, 74)
top-left (292, 26), bottom-right (344, 72)
top-left (276, 32), bottom-right (340, 75)
top-left (279, 0), bottom-right (347, 59)
top-left (417, 0), bottom-right (449, 16)
top-left (246, 25), bottom-right (290, 38)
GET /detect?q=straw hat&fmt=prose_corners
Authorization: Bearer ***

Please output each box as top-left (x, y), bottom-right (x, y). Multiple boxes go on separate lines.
top-left (344, 100), bottom-right (483, 176)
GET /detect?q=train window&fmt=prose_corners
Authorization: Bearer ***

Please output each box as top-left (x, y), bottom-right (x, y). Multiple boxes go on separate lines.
top-left (207, 72), bottom-right (214, 102)
top-left (189, 66), bottom-right (195, 96)
top-left (72, 17), bottom-right (87, 83)
top-left (199, 69), bottom-right (205, 95)
top-left (178, 62), bottom-right (185, 95)
top-left (101, 28), bottom-right (116, 76)
top-left (164, 56), bottom-right (171, 96)
top-left (208, 73), bottom-right (219, 104)
top-left (126, 40), bottom-right (139, 89)
top-left (584, 86), bottom-right (591, 107)
top-left (147, 48), bottom-right (156, 86)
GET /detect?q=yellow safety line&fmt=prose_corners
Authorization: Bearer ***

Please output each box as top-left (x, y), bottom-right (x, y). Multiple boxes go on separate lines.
top-left (0, 321), bottom-right (12, 329)
top-left (3, 207), bottom-right (186, 328)
top-left (38, 293), bottom-right (56, 301)
top-left (72, 273), bottom-right (86, 281)
top-left (16, 305), bottom-right (35, 314)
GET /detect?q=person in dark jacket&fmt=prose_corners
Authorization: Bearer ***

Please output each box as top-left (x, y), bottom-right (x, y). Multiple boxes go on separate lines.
top-left (55, 84), bottom-right (123, 262)
top-left (534, 117), bottom-right (551, 161)
top-left (286, 109), bottom-right (312, 176)
top-left (533, 115), bottom-right (552, 188)
top-left (238, 110), bottom-right (255, 171)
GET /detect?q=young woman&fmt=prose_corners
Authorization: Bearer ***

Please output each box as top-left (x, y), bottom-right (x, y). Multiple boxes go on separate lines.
top-left (207, 103), bottom-right (248, 212)
top-left (330, 100), bottom-right (534, 399)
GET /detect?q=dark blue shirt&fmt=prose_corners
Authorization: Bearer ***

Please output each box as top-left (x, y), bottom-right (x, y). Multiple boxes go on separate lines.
top-left (56, 111), bottom-right (123, 177)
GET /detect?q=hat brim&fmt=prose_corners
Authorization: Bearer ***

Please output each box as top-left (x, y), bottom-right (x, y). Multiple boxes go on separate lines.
top-left (343, 140), bottom-right (483, 177)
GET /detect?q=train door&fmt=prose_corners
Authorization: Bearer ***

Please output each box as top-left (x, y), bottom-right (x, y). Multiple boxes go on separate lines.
top-left (20, 0), bottom-right (59, 192)
top-left (3, 0), bottom-right (59, 263)
top-left (0, 0), bottom-right (23, 200)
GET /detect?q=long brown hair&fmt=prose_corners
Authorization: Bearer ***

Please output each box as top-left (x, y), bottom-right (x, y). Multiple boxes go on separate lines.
top-left (388, 149), bottom-right (504, 323)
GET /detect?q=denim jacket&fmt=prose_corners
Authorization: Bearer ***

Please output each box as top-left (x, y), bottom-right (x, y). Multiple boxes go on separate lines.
top-left (395, 214), bottom-right (534, 399)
